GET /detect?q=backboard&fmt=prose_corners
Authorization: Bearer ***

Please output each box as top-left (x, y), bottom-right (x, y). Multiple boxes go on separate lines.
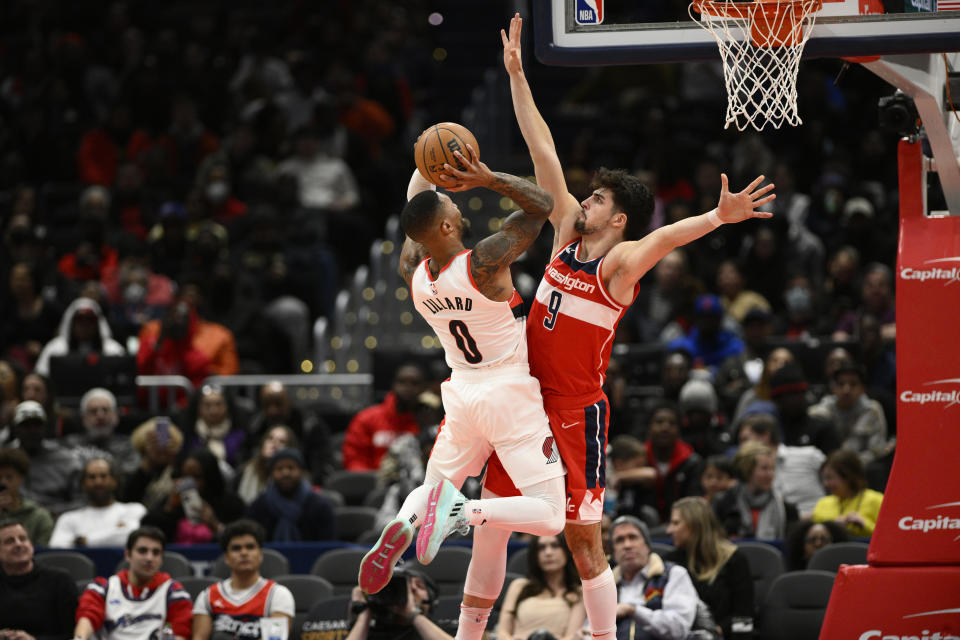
top-left (534, 0), bottom-right (960, 65)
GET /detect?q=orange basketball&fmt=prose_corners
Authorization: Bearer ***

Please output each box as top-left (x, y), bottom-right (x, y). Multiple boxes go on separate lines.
top-left (414, 122), bottom-right (480, 186)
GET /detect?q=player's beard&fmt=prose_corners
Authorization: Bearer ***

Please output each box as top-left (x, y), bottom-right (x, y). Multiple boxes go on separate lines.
top-left (573, 208), bottom-right (595, 235)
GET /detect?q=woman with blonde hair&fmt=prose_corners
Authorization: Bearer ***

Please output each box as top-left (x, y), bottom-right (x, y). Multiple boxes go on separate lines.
top-left (122, 417), bottom-right (184, 507)
top-left (712, 441), bottom-right (797, 539)
top-left (666, 497), bottom-right (754, 640)
top-left (497, 533), bottom-right (586, 640)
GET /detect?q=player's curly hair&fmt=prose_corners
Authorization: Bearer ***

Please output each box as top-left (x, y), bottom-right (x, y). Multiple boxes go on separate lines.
top-left (591, 167), bottom-right (654, 241)
top-left (401, 190), bottom-right (442, 241)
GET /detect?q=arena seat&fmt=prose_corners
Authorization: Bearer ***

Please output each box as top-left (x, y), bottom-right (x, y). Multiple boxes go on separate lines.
top-left (759, 570), bottom-right (835, 640)
top-left (807, 542), bottom-right (869, 573)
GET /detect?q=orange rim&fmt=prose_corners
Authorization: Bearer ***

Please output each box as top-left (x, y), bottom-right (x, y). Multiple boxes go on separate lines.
top-left (692, 0), bottom-right (823, 46)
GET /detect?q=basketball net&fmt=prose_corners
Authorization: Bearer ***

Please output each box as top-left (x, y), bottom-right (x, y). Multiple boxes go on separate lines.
top-left (689, 0), bottom-right (822, 131)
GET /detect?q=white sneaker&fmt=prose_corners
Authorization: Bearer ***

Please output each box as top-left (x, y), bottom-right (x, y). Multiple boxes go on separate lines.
top-left (416, 479), bottom-right (470, 564)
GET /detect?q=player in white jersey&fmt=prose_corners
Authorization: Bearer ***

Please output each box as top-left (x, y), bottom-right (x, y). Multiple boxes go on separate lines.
top-left (358, 145), bottom-right (567, 638)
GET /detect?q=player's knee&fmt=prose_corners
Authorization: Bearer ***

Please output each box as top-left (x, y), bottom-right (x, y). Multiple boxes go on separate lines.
top-left (545, 509), bottom-right (565, 535)
top-left (541, 493), bottom-right (565, 534)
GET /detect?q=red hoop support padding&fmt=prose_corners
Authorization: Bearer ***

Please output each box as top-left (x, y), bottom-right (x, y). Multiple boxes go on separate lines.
top-left (843, 55), bottom-right (882, 64)
top-left (692, 0), bottom-right (822, 47)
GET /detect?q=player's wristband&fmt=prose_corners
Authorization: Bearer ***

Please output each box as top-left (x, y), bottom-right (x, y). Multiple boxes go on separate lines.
top-left (407, 608), bottom-right (424, 624)
top-left (706, 209), bottom-right (723, 228)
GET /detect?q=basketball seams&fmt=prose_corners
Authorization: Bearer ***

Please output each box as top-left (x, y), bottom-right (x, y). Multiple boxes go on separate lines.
top-left (436, 125), bottom-right (463, 179)
top-left (414, 122), bottom-right (478, 185)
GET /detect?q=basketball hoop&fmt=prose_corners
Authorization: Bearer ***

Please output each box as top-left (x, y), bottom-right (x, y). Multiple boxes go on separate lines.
top-left (689, 0), bottom-right (822, 131)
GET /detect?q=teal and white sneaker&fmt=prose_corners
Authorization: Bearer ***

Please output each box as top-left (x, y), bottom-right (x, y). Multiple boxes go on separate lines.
top-left (358, 517), bottom-right (413, 594)
top-left (416, 479), bottom-right (470, 564)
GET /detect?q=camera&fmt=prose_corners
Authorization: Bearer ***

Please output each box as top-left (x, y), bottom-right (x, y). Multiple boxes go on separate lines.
top-left (878, 91), bottom-right (921, 137)
top-left (362, 565), bottom-right (438, 625)
top-left (366, 573), bottom-right (409, 612)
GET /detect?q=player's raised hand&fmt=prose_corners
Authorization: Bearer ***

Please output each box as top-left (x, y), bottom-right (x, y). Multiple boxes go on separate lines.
top-left (501, 13), bottom-right (523, 76)
top-left (436, 144), bottom-right (493, 192)
top-left (716, 173), bottom-right (775, 224)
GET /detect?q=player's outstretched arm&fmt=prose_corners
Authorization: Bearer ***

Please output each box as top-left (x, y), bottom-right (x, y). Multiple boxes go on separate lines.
top-left (502, 13), bottom-right (581, 245)
top-left (398, 169), bottom-right (434, 286)
top-left (604, 174), bottom-right (774, 304)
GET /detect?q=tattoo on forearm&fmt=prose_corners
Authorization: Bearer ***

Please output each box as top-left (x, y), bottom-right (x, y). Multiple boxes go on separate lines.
top-left (490, 172), bottom-right (553, 217)
top-left (470, 209), bottom-right (545, 297)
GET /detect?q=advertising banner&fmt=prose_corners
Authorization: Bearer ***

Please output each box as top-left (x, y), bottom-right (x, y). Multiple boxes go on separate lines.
top-left (867, 139), bottom-right (960, 565)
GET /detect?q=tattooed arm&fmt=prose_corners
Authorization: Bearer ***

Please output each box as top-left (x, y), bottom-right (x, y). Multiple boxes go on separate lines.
top-left (470, 206), bottom-right (549, 301)
top-left (398, 237), bottom-right (428, 287)
top-left (397, 169), bottom-right (435, 286)
top-left (434, 144), bottom-right (553, 300)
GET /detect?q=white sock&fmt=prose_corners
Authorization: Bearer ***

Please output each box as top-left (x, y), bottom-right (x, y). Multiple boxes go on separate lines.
top-left (581, 566), bottom-right (617, 639)
top-left (396, 483), bottom-right (432, 529)
top-left (454, 606), bottom-right (491, 640)
top-left (463, 516), bottom-right (511, 600)
top-left (464, 475), bottom-right (565, 536)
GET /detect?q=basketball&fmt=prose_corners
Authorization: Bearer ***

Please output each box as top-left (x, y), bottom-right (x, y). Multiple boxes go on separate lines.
top-left (414, 122), bottom-right (480, 186)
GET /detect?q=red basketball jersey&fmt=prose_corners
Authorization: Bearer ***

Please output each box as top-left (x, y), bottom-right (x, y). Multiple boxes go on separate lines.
top-left (528, 239), bottom-right (639, 408)
top-left (207, 579), bottom-right (277, 640)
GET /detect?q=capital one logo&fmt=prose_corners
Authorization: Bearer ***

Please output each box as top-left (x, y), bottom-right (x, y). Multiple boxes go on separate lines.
top-left (899, 257), bottom-right (960, 285)
top-left (898, 501), bottom-right (960, 541)
top-left (900, 378), bottom-right (960, 408)
top-left (859, 606), bottom-right (960, 640)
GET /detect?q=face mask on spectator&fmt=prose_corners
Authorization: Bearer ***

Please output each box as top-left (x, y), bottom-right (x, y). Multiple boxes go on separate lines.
top-left (785, 286), bottom-right (812, 313)
top-left (206, 180), bottom-right (229, 204)
top-left (124, 282), bottom-right (146, 304)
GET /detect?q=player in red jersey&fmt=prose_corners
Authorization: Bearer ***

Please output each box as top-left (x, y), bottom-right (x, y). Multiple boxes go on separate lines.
top-left (434, 14), bottom-right (777, 640)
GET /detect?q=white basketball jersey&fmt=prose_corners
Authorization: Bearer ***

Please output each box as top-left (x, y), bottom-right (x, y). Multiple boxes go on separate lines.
top-left (97, 574), bottom-right (172, 640)
top-left (411, 250), bottom-right (528, 370)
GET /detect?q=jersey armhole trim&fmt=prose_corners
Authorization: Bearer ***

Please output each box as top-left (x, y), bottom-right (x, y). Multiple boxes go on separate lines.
top-left (595, 256), bottom-right (625, 311)
top-left (551, 238), bottom-right (580, 263)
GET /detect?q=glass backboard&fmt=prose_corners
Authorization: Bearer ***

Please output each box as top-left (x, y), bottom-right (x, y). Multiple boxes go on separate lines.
top-left (535, 0), bottom-right (960, 65)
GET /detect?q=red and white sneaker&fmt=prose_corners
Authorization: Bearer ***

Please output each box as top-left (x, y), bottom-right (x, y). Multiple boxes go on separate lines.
top-left (416, 479), bottom-right (470, 564)
top-left (358, 517), bottom-right (414, 594)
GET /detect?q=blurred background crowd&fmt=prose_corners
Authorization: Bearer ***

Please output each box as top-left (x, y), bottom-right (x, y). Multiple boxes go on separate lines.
top-left (0, 0), bottom-right (900, 604)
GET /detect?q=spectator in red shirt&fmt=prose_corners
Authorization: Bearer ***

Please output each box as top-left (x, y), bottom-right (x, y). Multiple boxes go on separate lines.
top-left (341, 363), bottom-right (426, 471)
top-left (73, 526), bottom-right (192, 640)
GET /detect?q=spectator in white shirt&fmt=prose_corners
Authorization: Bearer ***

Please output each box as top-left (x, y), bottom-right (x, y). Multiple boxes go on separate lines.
top-left (49, 457), bottom-right (146, 547)
top-left (611, 515), bottom-right (698, 640)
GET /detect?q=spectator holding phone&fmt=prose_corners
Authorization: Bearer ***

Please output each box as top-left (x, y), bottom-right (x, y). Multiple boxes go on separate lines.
top-left (141, 448), bottom-right (244, 544)
top-left (122, 417), bottom-right (184, 508)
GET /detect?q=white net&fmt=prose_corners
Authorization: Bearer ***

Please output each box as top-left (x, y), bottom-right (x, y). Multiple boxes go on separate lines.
top-left (689, 0), bottom-right (822, 131)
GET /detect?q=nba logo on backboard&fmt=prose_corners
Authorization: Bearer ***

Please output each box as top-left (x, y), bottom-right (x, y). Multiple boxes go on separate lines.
top-left (575, 0), bottom-right (603, 25)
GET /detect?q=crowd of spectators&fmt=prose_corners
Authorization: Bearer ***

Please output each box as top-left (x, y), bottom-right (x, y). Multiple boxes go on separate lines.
top-left (0, 0), bottom-right (906, 637)
top-left (0, 0), bottom-right (443, 384)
